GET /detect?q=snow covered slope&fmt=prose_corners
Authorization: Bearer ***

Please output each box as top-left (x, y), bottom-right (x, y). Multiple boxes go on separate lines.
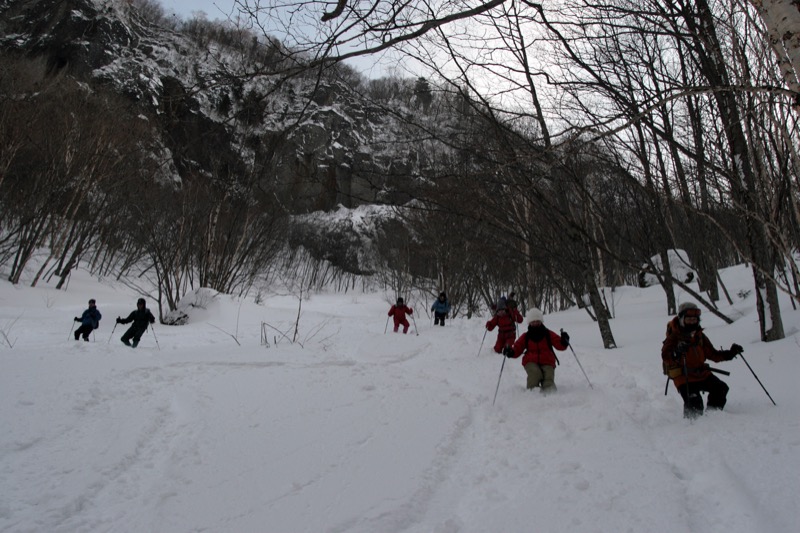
top-left (1, 265), bottom-right (798, 532)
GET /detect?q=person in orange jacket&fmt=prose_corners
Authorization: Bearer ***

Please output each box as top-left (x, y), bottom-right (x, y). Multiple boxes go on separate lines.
top-left (504, 308), bottom-right (568, 392)
top-left (486, 297), bottom-right (523, 353)
top-left (662, 302), bottom-right (742, 418)
top-left (388, 297), bottom-right (413, 334)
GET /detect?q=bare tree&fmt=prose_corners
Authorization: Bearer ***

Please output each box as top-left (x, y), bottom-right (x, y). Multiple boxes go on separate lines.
top-left (0, 58), bottom-right (157, 285)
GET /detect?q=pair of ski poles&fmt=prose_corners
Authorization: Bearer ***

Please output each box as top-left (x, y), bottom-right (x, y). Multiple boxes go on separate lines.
top-left (383, 307), bottom-right (420, 336)
top-left (664, 349), bottom-right (776, 406)
top-left (106, 321), bottom-right (160, 350)
top-left (492, 331), bottom-right (593, 405)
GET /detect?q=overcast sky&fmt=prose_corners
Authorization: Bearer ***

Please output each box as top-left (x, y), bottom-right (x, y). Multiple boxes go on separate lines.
top-left (160, 0), bottom-right (409, 78)
top-left (163, 0), bottom-right (238, 20)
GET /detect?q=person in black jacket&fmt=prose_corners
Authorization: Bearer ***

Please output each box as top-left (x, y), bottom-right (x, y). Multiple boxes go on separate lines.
top-left (74, 299), bottom-right (101, 341)
top-left (117, 298), bottom-right (156, 348)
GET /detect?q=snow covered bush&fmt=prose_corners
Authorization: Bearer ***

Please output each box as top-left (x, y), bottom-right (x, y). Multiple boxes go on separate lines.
top-left (162, 288), bottom-right (220, 325)
top-left (638, 249), bottom-right (697, 287)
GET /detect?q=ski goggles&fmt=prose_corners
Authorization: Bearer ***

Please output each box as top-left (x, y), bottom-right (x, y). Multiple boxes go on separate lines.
top-left (681, 308), bottom-right (701, 318)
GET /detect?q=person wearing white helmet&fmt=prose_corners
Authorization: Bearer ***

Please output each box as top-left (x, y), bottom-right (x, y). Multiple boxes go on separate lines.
top-left (662, 302), bottom-right (742, 418)
top-left (503, 308), bottom-right (569, 393)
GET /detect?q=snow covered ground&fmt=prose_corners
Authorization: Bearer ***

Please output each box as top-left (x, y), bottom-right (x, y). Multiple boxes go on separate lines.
top-left (1, 264), bottom-right (798, 533)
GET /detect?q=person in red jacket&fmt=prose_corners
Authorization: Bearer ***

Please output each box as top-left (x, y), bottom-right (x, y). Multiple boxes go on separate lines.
top-left (388, 297), bottom-right (413, 334)
top-left (486, 298), bottom-right (523, 353)
top-left (661, 302), bottom-right (742, 418)
top-left (503, 308), bottom-right (569, 393)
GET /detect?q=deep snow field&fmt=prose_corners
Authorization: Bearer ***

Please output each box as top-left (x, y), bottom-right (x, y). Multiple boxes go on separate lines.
top-left (1, 264), bottom-right (798, 533)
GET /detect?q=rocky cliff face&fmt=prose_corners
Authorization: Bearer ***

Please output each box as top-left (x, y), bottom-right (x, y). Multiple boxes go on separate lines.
top-left (0, 0), bottom-right (425, 216)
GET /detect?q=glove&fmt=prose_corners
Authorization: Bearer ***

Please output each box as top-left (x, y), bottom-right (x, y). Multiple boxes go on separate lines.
top-left (74, 317), bottom-right (80, 322)
top-left (502, 346), bottom-right (515, 358)
top-left (116, 317), bottom-right (122, 324)
top-left (673, 341), bottom-right (689, 359)
top-left (560, 330), bottom-right (570, 347)
top-left (724, 343), bottom-right (743, 360)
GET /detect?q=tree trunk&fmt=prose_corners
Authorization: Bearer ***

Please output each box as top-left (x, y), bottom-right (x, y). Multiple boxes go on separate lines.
top-left (691, 0), bottom-right (785, 341)
top-left (749, 0), bottom-right (800, 115)
top-left (584, 268), bottom-right (616, 349)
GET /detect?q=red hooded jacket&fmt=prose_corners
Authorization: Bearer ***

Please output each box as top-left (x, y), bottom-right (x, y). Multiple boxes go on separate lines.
top-left (485, 308), bottom-right (523, 334)
top-left (388, 304), bottom-right (413, 325)
top-left (509, 328), bottom-right (567, 367)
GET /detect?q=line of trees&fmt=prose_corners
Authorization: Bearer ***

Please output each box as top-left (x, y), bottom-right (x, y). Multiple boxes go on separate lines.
top-left (2, 0), bottom-right (798, 348)
top-left (260, 0), bottom-right (799, 345)
top-left (0, 53), bottom-right (287, 320)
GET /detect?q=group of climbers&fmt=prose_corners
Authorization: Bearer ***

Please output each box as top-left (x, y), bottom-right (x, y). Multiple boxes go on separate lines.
top-left (388, 292), bottom-right (744, 417)
top-left (71, 297), bottom-right (156, 348)
top-left (75, 290), bottom-right (745, 417)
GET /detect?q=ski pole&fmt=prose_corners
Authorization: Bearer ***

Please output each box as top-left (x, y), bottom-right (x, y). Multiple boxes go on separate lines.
top-left (107, 322), bottom-right (118, 344)
top-left (477, 329), bottom-right (487, 357)
top-left (150, 325), bottom-right (161, 351)
top-left (682, 347), bottom-right (691, 407)
top-left (68, 319), bottom-right (75, 341)
top-left (562, 330), bottom-right (593, 389)
top-left (384, 315), bottom-right (390, 334)
top-left (492, 356), bottom-right (507, 406)
top-left (739, 352), bottom-right (776, 405)
top-left (411, 311), bottom-right (419, 336)
top-left (662, 363), bottom-right (731, 392)
top-left (569, 344), bottom-right (592, 388)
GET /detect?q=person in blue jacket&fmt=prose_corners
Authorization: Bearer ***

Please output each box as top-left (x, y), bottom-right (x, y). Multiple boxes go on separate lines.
top-left (73, 298), bottom-right (102, 341)
top-left (116, 298), bottom-right (156, 348)
top-left (431, 292), bottom-right (452, 326)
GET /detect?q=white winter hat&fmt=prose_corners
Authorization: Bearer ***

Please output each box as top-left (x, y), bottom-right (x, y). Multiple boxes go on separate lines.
top-left (526, 308), bottom-right (544, 324)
